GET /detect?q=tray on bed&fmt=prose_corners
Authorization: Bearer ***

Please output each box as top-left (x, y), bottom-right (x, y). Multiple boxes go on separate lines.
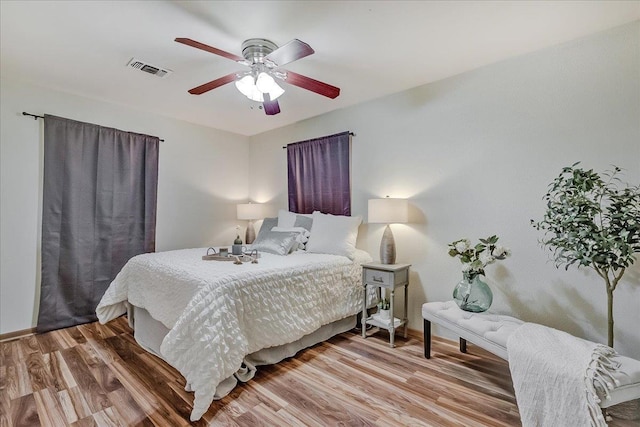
top-left (201, 254), bottom-right (237, 261)
top-left (202, 247), bottom-right (260, 263)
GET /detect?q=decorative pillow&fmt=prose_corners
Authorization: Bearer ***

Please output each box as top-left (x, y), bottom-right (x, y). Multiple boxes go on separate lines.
top-left (277, 209), bottom-right (297, 228)
top-left (272, 226), bottom-right (311, 250)
top-left (305, 212), bottom-right (362, 259)
top-left (250, 231), bottom-right (298, 255)
top-left (277, 209), bottom-right (313, 228)
top-left (255, 217), bottom-right (278, 241)
top-left (293, 215), bottom-right (313, 231)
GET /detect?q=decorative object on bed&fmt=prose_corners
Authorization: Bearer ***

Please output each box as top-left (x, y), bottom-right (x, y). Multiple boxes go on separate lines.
top-left (287, 131), bottom-right (351, 215)
top-left (271, 226), bottom-right (310, 250)
top-left (202, 247), bottom-right (257, 263)
top-left (256, 216), bottom-right (278, 238)
top-left (448, 236), bottom-right (511, 312)
top-left (237, 202), bottom-right (264, 244)
top-left (531, 163), bottom-right (640, 348)
top-left (96, 247), bottom-right (373, 421)
top-left (203, 247), bottom-right (231, 260)
top-left (293, 214), bottom-right (313, 231)
top-left (277, 209), bottom-right (313, 228)
top-left (306, 211), bottom-right (362, 259)
top-left (368, 197), bottom-right (409, 264)
top-left (250, 230), bottom-right (299, 255)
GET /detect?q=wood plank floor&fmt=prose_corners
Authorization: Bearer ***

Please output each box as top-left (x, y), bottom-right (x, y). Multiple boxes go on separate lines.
top-left (1, 318), bottom-right (636, 427)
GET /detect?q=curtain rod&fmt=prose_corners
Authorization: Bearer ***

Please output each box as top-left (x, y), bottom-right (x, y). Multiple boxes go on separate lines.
top-left (282, 131), bottom-right (355, 149)
top-left (22, 112), bottom-right (165, 142)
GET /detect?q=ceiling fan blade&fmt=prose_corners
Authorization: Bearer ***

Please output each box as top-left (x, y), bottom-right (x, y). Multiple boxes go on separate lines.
top-left (188, 73), bottom-right (237, 95)
top-left (279, 71), bottom-right (340, 99)
top-left (263, 94), bottom-right (280, 115)
top-left (264, 39), bottom-right (314, 67)
top-left (175, 38), bottom-right (246, 63)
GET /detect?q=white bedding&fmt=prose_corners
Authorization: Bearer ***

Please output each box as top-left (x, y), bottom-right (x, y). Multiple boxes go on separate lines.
top-left (97, 247), bottom-right (372, 421)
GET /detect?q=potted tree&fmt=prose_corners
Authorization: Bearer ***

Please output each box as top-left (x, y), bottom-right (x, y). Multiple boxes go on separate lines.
top-left (532, 163), bottom-right (640, 348)
top-left (532, 163), bottom-right (640, 419)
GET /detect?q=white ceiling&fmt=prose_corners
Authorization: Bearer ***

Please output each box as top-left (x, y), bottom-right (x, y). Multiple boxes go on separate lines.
top-left (1, 1), bottom-right (638, 136)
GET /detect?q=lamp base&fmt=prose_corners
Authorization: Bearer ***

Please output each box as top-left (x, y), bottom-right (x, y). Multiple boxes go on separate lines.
top-left (245, 221), bottom-right (256, 244)
top-left (380, 224), bottom-right (396, 264)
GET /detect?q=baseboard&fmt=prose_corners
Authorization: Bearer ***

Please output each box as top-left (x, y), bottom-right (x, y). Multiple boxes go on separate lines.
top-left (0, 327), bottom-right (36, 342)
top-left (407, 327), bottom-right (423, 340)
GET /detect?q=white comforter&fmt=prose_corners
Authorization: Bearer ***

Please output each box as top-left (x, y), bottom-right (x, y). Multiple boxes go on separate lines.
top-left (96, 248), bottom-right (372, 421)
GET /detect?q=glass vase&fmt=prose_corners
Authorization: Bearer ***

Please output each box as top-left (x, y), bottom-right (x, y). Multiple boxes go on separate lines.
top-left (453, 275), bottom-right (493, 313)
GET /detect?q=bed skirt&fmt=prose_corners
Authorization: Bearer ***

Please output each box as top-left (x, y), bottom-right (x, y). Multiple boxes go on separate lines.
top-left (127, 304), bottom-right (356, 399)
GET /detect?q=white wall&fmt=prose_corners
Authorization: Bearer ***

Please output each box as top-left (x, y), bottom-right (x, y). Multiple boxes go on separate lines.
top-left (0, 78), bottom-right (250, 334)
top-left (249, 22), bottom-right (640, 358)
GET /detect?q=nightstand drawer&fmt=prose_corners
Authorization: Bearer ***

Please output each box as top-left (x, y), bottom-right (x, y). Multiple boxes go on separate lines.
top-left (365, 269), bottom-right (393, 287)
top-left (364, 268), bottom-right (408, 288)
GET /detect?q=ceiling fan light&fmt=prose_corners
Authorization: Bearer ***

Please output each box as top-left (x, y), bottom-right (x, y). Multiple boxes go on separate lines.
top-left (255, 72), bottom-right (276, 93)
top-left (235, 75), bottom-right (255, 98)
top-left (235, 75), bottom-right (263, 102)
top-left (248, 87), bottom-right (264, 102)
top-left (268, 81), bottom-right (285, 100)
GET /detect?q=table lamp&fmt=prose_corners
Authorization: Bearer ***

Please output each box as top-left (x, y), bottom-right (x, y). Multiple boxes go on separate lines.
top-left (237, 203), bottom-right (263, 244)
top-left (368, 197), bottom-right (408, 264)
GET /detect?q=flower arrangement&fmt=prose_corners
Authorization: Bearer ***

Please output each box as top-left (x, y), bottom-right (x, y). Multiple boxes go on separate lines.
top-left (448, 235), bottom-right (511, 281)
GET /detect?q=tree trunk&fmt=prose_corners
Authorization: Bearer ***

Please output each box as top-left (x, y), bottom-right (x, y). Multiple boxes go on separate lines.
top-left (607, 287), bottom-right (614, 348)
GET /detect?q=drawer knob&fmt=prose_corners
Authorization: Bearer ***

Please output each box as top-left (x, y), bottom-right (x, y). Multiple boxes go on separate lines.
top-left (373, 276), bottom-right (384, 282)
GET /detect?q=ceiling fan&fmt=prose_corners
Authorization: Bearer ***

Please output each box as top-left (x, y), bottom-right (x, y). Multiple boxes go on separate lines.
top-left (175, 37), bottom-right (340, 115)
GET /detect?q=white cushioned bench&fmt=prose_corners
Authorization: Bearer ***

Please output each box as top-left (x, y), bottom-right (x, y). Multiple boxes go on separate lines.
top-left (422, 301), bottom-right (640, 409)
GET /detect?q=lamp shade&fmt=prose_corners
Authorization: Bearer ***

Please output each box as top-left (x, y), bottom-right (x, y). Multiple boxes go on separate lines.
top-left (237, 203), bottom-right (263, 220)
top-left (368, 198), bottom-right (408, 224)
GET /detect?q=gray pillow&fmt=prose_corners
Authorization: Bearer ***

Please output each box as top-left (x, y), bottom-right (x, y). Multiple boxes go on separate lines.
top-left (293, 215), bottom-right (313, 231)
top-left (256, 217), bottom-right (278, 240)
top-left (251, 231), bottom-right (298, 255)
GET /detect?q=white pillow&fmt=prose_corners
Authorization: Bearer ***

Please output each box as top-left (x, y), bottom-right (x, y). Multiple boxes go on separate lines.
top-left (272, 226), bottom-right (310, 250)
top-left (306, 212), bottom-right (362, 259)
top-left (277, 209), bottom-right (313, 228)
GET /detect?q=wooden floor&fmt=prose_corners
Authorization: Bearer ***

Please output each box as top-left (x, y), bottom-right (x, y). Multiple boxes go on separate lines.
top-left (0, 319), bottom-right (636, 427)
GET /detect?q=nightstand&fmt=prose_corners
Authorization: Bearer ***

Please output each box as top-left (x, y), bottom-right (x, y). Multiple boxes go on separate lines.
top-left (361, 262), bottom-right (411, 347)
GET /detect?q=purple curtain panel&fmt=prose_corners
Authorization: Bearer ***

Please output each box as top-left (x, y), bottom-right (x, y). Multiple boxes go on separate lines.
top-left (287, 131), bottom-right (351, 215)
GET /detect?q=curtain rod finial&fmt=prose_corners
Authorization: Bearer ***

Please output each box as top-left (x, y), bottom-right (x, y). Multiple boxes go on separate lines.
top-left (22, 112), bottom-right (41, 120)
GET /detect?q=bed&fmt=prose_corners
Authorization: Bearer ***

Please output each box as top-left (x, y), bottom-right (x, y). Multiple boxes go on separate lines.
top-left (97, 225), bottom-right (373, 421)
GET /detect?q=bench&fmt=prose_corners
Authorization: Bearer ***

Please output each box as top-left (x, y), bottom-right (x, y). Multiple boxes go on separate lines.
top-left (422, 301), bottom-right (640, 409)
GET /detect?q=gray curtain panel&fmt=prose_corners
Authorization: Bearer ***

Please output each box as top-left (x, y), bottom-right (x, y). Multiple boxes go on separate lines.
top-left (287, 131), bottom-right (351, 215)
top-left (37, 115), bottom-right (159, 333)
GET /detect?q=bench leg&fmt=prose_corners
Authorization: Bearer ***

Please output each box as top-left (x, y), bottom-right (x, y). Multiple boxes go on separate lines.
top-left (424, 319), bottom-right (431, 359)
top-left (460, 338), bottom-right (467, 353)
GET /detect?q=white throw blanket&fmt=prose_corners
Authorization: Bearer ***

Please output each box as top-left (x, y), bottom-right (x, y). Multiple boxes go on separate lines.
top-left (507, 323), bottom-right (620, 427)
top-left (97, 248), bottom-right (371, 421)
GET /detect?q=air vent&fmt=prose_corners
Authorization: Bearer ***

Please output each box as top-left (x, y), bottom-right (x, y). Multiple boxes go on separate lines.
top-left (126, 58), bottom-right (172, 78)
